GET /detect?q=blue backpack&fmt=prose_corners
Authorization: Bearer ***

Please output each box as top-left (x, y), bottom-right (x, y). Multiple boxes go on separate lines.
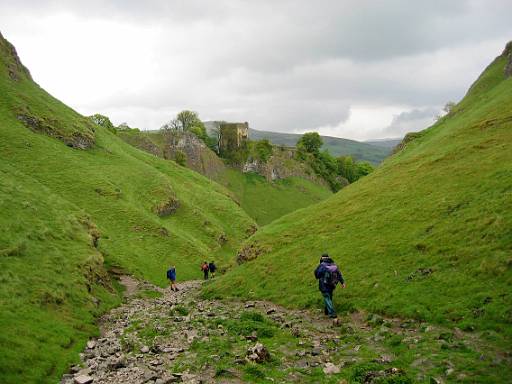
top-left (322, 264), bottom-right (340, 287)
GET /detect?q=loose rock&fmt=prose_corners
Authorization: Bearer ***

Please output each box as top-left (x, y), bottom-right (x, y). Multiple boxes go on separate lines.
top-left (246, 342), bottom-right (270, 363)
top-left (74, 375), bottom-right (94, 384)
top-left (323, 362), bottom-right (340, 375)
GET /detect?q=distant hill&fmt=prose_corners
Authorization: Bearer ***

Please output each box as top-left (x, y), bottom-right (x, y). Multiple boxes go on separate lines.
top-left (247, 128), bottom-right (391, 164)
top-left (205, 42), bottom-right (512, 381)
top-left (364, 137), bottom-right (402, 148)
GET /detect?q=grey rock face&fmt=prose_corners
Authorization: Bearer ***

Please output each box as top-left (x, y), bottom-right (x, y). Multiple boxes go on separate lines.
top-left (504, 41), bottom-right (512, 78)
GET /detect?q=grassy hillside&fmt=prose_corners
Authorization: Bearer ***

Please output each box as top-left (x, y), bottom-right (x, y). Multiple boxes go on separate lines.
top-left (249, 128), bottom-right (391, 164)
top-left (217, 169), bottom-right (332, 226)
top-left (205, 44), bottom-right (512, 380)
top-left (118, 129), bottom-right (332, 225)
top-left (0, 33), bottom-right (255, 383)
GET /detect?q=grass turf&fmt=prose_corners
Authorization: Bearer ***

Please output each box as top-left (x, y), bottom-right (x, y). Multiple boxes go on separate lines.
top-left (215, 169), bottom-right (332, 226)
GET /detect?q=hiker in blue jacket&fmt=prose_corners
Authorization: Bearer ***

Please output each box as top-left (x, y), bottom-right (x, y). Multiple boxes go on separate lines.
top-left (166, 265), bottom-right (179, 292)
top-left (314, 253), bottom-right (345, 318)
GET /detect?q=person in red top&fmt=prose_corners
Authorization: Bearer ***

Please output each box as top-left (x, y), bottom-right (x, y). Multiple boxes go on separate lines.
top-left (201, 261), bottom-right (209, 280)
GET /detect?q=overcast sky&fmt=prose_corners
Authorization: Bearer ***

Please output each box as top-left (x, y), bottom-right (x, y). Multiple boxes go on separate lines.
top-left (1, 1), bottom-right (511, 140)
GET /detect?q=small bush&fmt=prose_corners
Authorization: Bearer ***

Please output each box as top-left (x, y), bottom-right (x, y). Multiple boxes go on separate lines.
top-left (253, 139), bottom-right (273, 163)
top-left (174, 150), bottom-right (187, 166)
top-left (170, 305), bottom-right (189, 316)
top-left (240, 311), bottom-right (265, 322)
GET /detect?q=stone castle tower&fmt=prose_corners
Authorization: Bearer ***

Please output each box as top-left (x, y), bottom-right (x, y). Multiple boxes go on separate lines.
top-left (218, 122), bottom-right (249, 154)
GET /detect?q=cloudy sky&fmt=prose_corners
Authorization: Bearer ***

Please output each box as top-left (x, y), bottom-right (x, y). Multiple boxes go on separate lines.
top-left (1, 1), bottom-right (511, 140)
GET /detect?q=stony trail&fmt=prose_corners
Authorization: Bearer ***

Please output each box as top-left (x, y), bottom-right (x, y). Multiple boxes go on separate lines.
top-left (61, 279), bottom-right (509, 384)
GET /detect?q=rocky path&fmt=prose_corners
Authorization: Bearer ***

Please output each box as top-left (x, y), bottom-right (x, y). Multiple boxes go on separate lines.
top-left (61, 279), bottom-right (510, 384)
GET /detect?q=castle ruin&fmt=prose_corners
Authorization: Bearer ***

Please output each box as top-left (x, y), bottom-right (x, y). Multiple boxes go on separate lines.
top-left (218, 122), bottom-right (249, 154)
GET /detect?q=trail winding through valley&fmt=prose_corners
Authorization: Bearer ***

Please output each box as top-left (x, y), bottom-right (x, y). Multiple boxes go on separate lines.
top-left (60, 278), bottom-right (509, 384)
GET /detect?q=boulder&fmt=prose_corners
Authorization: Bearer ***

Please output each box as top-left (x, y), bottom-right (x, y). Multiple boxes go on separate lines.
top-left (86, 340), bottom-right (96, 349)
top-left (323, 362), bottom-right (340, 375)
top-left (74, 375), bottom-right (93, 384)
top-left (246, 342), bottom-right (270, 363)
top-left (141, 345), bottom-right (150, 353)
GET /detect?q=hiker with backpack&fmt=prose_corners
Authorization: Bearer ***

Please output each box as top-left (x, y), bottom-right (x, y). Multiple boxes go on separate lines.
top-left (314, 253), bottom-right (345, 319)
top-left (166, 265), bottom-right (179, 292)
top-left (208, 261), bottom-right (217, 278)
top-left (201, 261), bottom-right (209, 280)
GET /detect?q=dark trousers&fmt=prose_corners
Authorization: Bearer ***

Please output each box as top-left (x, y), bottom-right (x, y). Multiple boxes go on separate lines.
top-left (203, 270), bottom-right (209, 280)
top-left (322, 290), bottom-right (336, 317)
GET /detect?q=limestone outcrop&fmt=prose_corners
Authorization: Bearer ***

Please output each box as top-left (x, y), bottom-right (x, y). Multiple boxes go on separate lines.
top-left (243, 146), bottom-right (328, 187)
top-left (504, 41), bottom-right (512, 78)
top-left (164, 132), bottom-right (225, 178)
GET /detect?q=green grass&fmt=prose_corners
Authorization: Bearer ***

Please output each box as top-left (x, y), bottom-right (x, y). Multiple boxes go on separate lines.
top-left (249, 128), bottom-right (391, 164)
top-left (204, 46), bottom-right (512, 350)
top-left (0, 34), bottom-right (255, 383)
top-left (216, 169), bottom-right (332, 226)
top-left (117, 128), bottom-right (333, 226)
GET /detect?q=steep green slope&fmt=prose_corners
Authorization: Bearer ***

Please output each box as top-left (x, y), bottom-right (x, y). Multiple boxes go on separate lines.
top-left (217, 169), bottom-right (332, 226)
top-left (0, 163), bottom-right (121, 383)
top-left (249, 128), bottom-right (391, 164)
top-left (205, 43), bottom-right (512, 358)
top-left (0, 33), bottom-right (255, 383)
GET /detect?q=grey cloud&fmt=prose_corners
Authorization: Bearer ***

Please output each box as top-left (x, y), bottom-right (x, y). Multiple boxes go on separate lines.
top-left (0, 1), bottom-right (511, 139)
top-left (382, 107), bottom-right (439, 137)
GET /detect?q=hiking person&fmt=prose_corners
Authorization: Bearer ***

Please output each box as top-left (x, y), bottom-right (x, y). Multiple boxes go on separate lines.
top-left (166, 265), bottom-right (179, 292)
top-left (208, 261), bottom-right (217, 278)
top-left (314, 253), bottom-right (345, 319)
top-left (201, 261), bottom-right (209, 280)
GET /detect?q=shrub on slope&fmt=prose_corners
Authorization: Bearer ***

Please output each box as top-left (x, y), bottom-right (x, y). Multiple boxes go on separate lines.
top-left (205, 44), bottom-right (512, 342)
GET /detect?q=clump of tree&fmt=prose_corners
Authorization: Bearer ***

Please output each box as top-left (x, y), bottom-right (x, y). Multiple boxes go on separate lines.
top-left (88, 114), bottom-right (141, 133)
top-left (296, 132), bottom-right (374, 191)
top-left (297, 132), bottom-right (323, 155)
top-left (117, 122), bottom-right (139, 131)
top-left (336, 156), bottom-right (374, 183)
top-left (252, 139), bottom-right (273, 163)
top-left (161, 110), bottom-right (204, 133)
top-left (435, 101), bottom-right (457, 121)
top-left (160, 110), bottom-right (217, 150)
top-left (88, 113), bottom-right (116, 134)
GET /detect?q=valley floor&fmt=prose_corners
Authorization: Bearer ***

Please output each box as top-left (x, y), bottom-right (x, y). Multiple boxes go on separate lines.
top-left (61, 278), bottom-right (511, 384)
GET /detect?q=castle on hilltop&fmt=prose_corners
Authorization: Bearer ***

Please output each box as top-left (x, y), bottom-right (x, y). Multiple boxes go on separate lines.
top-left (218, 122), bottom-right (249, 154)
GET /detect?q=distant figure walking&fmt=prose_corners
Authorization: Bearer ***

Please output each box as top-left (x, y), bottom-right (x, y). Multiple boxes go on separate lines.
top-left (166, 265), bottom-right (179, 292)
top-left (201, 261), bottom-right (209, 280)
top-left (208, 261), bottom-right (217, 278)
top-left (314, 253), bottom-right (345, 319)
